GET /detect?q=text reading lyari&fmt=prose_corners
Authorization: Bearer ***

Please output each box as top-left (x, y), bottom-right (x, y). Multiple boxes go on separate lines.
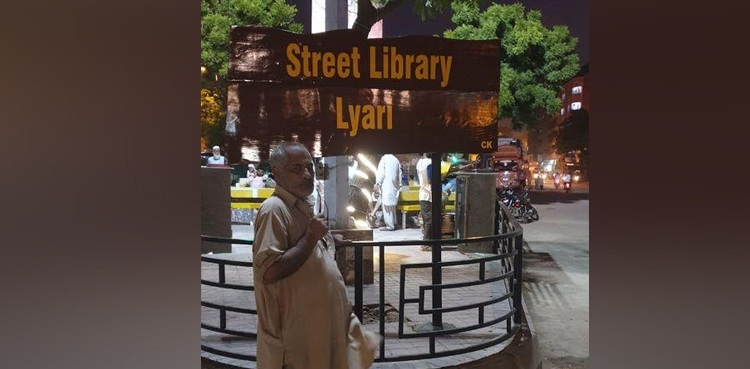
top-left (285, 43), bottom-right (454, 137)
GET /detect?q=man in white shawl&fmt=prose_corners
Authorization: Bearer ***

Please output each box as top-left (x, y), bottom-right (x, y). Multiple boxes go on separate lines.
top-left (374, 154), bottom-right (402, 231)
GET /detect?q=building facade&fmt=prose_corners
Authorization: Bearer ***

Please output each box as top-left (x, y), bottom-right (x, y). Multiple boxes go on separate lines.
top-left (558, 64), bottom-right (589, 123)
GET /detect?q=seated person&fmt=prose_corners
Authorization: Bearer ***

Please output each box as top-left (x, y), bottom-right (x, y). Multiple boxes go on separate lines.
top-left (248, 167), bottom-right (266, 188)
top-left (206, 146), bottom-right (227, 166)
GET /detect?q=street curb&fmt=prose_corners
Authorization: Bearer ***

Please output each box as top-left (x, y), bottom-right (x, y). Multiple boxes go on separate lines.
top-left (520, 297), bottom-right (543, 369)
top-left (437, 297), bottom-right (542, 369)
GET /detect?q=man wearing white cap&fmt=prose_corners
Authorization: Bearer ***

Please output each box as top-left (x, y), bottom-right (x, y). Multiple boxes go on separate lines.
top-left (206, 145), bottom-right (227, 166)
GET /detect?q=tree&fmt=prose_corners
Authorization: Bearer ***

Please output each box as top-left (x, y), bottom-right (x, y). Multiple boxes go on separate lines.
top-left (441, 2), bottom-right (580, 131)
top-left (526, 113), bottom-right (559, 161)
top-left (555, 109), bottom-right (589, 174)
top-left (201, 88), bottom-right (226, 151)
top-left (352, 0), bottom-right (459, 34)
top-left (201, 0), bottom-right (303, 149)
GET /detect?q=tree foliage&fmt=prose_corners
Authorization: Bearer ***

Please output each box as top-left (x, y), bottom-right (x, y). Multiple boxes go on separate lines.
top-left (555, 109), bottom-right (589, 173)
top-left (201, 88), bottom-right (226, 151)
top-left (556, 109), bottom-right (588, 155)
top-left (443, 2), bottom-right (580, 130)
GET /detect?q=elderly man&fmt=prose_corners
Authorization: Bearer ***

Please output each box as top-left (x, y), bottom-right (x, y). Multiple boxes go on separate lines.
top-left (206, 145), bottom-right (227, 166)
top-left (253, 142), bottom-right (378, 369)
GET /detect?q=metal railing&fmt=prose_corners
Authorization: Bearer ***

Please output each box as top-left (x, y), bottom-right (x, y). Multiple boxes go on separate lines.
top-left (201, 199), bottom-right (524, 364)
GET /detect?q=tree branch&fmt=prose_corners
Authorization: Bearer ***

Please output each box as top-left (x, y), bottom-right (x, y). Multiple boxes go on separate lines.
top-left (352, 0), bottom-right (410, 36)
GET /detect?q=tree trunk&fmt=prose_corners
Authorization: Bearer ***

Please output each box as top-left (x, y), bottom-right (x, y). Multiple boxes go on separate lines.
top-left (351, 0), bottom-right (408, 35)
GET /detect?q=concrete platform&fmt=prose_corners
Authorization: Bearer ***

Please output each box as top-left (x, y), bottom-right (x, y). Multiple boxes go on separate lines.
top-left (201, 226), bottom-right (540, 369)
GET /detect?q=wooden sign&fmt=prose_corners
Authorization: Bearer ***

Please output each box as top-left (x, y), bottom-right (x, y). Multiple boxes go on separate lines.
top-left (226, 26), bottom-right (500, 157)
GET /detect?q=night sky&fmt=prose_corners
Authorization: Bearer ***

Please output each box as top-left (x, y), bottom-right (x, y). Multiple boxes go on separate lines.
top-left (292, 1), bottom-right (588, 65)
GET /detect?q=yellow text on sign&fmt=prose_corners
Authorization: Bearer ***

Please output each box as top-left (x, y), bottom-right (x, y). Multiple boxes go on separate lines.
top-left (285, 43), bottom-right (454, 88)
top-left (286, 44), bottom-right (362, 79)
top-left (368, 46), bottom-right (453, 88)
top-left (336, 97), bottom-right (393, 137)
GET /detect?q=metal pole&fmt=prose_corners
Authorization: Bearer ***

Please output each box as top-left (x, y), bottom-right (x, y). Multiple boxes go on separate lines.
top-left (494, 200), bottom-right (501, 254)
top-left (513, 234), bottom-right (523, 323)
top-left (354, 244), bottom-right (363, 322)
top-left (219, 263), bottom-right (226, 328)
top-left (430, 152), bottom-right (442, 328)
top-left (379, 245), bottom-right (385, 357)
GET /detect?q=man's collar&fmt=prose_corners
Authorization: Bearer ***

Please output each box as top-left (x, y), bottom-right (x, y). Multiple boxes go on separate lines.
top-left (273, 185), bottom-right (315, 210)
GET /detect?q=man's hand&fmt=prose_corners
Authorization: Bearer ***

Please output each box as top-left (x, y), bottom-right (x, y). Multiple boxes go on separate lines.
top-left (307, 216), bottom-right (328, 241)
top-left (262, 216), bottom-right (327, 284)
top-left (332, 233), bottom-right (352, 247)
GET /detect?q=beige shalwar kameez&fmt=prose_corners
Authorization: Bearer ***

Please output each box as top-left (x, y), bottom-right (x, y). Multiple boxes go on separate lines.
top-left (253, 185), bottom-right (378, 369)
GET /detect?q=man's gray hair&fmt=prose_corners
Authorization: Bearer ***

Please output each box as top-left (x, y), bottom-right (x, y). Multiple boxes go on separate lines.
top-left (269, 141), bottom-right (308, 169)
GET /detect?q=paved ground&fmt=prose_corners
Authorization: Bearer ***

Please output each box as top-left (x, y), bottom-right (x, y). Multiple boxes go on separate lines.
top-left (522, 184), bottom-right (590, 369)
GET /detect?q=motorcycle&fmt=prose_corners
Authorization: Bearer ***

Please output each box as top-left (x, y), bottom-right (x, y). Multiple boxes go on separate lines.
top-left (498, 187), bottom-right (514, 207)
top-left (563, 180), bottom-right (571, 193)
top-left (553, 176), bottom-right (561, 189)
top-left (498, 187), bottom-right (540, 223)
top-left (533, 172), bottom-right (544, 190)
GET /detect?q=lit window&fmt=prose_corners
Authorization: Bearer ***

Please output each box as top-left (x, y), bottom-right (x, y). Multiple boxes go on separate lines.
top-left (572, 86), bottom-right (582, 94)
top-left (571, 102), bottom-right (582, 110)
top-left (560, 108), bottom-right (565, 115)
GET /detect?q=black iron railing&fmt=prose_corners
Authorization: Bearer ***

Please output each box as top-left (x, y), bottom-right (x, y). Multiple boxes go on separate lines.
top-left (200, 238), bottom-right (257, 346)
top-left (201, 200), bottom-right (523, 363)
